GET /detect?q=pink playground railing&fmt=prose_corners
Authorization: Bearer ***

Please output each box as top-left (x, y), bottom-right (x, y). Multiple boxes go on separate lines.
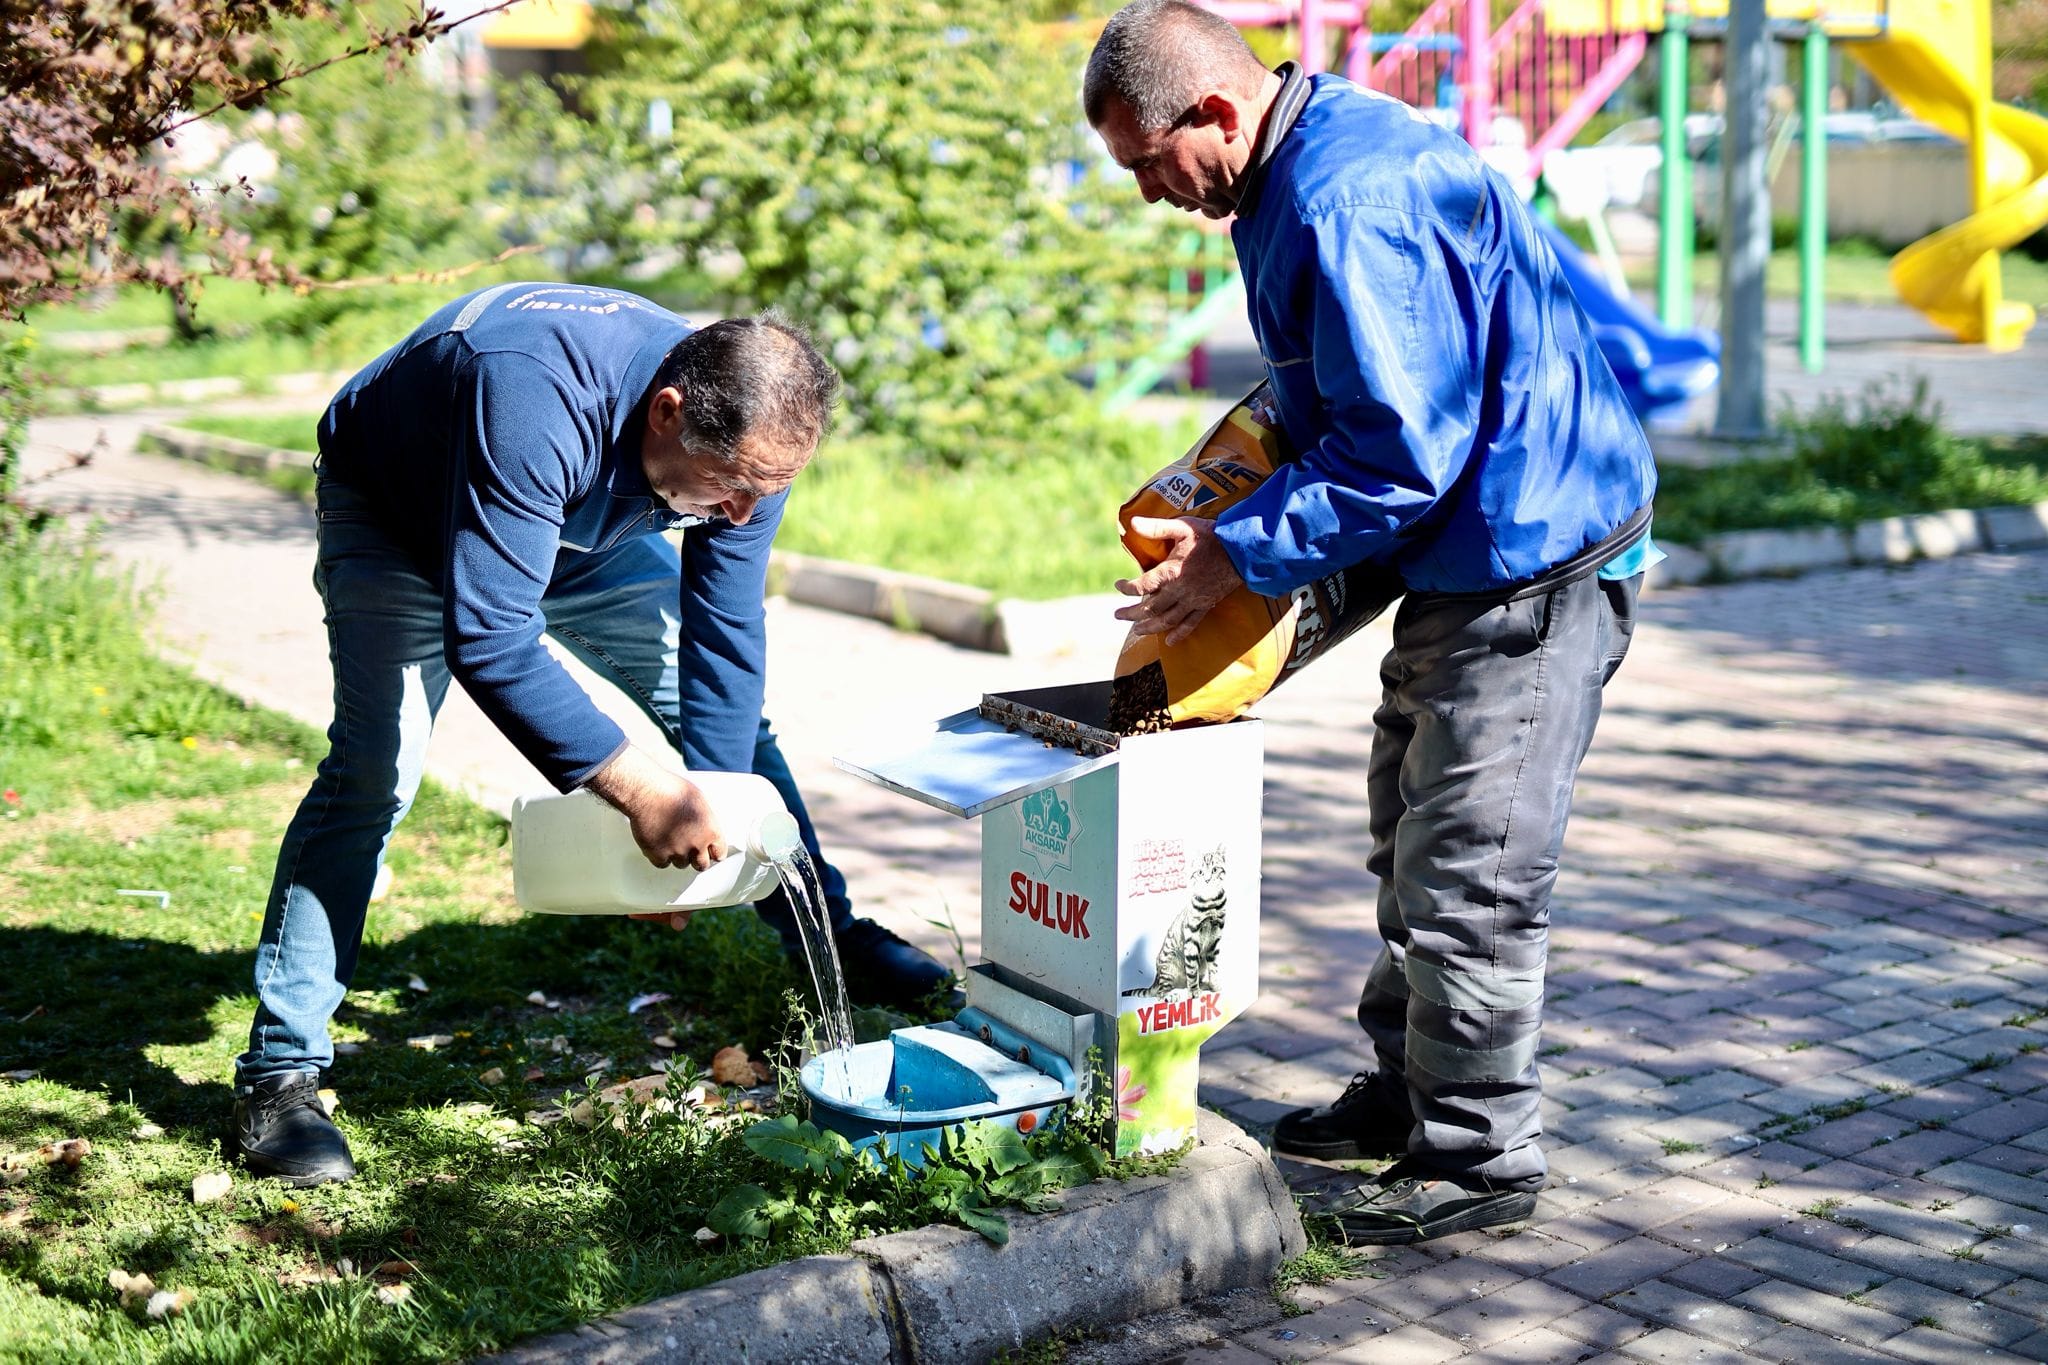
top-left (1488, 0), bottom-right (1649, 176)
top-left (1204, 0), bottom-right (1652, 182)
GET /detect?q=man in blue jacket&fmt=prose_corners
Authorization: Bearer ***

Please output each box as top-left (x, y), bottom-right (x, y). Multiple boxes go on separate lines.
top-left (1086, 2), bottom-right (1658, 1242)
top-left (232, 283), bottom-right (951, 1186)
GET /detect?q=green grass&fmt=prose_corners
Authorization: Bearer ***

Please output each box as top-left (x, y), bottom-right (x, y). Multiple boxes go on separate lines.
top-left (15, 268), bottom-right (720, 398)
top-left (147, 413), bottom-right (1188, 601)
top-left (0, 522), bottom-right (1060, 1363)
top-left (20, 281), bottom-right (309, 337)
top-left (1622, 239), bottom-right (2048, 309)
top-left (776, 424), bottom-right (1199, 601)
top-left (164, 376), bottom-right (2048, 599)
top-left (174, 415), bottom-right (321, 456)
top-left (13, 278), bottom-right (526, 396)
top-left (14, 300), bottom-right (423, 394)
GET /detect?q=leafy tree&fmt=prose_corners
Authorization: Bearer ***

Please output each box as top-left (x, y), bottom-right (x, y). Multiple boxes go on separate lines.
top-left (0, 1), bottom-right (517, 317)
top-left (217, 7), bottom-right (509, 333)
top-left (525, 0), bottom-right (1181, 465)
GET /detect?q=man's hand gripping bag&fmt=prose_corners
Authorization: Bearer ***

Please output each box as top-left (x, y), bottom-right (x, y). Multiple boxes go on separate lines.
top-left (1112, 385), bottom-right (1404, 733)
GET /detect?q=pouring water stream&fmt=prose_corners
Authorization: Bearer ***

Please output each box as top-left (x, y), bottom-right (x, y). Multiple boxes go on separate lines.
top-left (767, 846), bottom-right (856, 1101)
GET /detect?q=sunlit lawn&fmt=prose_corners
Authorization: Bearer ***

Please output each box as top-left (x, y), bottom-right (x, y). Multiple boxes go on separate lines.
top-left (0, 530), bottom-right (969, 1363)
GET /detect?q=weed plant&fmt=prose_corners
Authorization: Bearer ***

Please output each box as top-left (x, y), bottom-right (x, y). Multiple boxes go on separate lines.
top-left (0, 529), bottom-right (1105, 1362)
top-left (1271, 1218), bottom-right (1385, 1316)
top-left (1653, 378), bottom-right (2048, 545)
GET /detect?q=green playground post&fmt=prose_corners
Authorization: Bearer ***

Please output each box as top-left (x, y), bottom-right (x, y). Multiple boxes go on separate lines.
top-left (1799, 27), bottom-right (1828, 372)
top-left (1657, 7), bottom-right (1694, 331)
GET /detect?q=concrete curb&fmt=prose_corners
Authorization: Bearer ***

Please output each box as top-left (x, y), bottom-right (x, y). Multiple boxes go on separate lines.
top-left (1644, 500), bottom-right (2048, 589)
top-left (491, 1111), bottom-right (1305, 1365)
top-left (771, 550), bottom-right (1004, 654)
top-left (136, 424), bottom-right (313, 479)
top-left (45, 369), bottom-right (353, 415)
top-left (132, 422), bottom-right (2048, 646)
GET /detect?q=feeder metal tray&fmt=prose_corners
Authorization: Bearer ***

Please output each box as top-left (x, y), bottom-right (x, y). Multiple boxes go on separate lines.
top-left (834, 681), bottom-right (1122, 818)
top-left (976, 681), bottom-right (1121, 756)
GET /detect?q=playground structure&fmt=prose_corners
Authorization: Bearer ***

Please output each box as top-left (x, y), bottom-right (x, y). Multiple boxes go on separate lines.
top-left (1107, 0), bottom-right (2048, 414)
top-left (1637, 0), bottom-right (2048, 355)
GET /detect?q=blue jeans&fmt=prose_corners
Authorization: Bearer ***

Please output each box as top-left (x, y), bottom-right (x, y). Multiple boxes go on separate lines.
top-left (237, 475), bottom-right (852, 1084)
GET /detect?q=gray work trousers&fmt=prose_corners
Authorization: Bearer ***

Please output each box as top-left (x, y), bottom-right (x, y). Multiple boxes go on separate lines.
top-left (1356, 570), bottom-right (1641, 1191)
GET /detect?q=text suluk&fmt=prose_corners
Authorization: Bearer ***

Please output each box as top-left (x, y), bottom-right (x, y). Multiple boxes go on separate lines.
top-left (1007, 872), bottom-right (1090, 940)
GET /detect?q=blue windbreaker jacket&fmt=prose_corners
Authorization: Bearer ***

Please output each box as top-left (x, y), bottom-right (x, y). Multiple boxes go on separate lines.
top-left (317, 282), bottom-right (780, 791)
top-left (1215, 73), bottom-right (1657, 597)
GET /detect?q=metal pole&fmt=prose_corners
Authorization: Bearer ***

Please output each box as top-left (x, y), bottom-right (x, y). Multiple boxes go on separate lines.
top-left (1301, 0), bottom-right (1326, 75)
top-left (1714, 0), bottom-right (1770, 438)
top-left (1967, 95), bottom-right (2000, 344)
top-left (1798, 27), bottom-right (1827, 372)
top-left (1463, 0), bottom-right (1492, 150)
top-left (1656, 10), bottom-right (1692, 330)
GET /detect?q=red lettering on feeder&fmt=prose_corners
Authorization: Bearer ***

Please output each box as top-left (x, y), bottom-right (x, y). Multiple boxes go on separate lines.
top-left (1134, 992), bottom-right (1223, 1035)
top-left (1005, 872), bottom-right (1090, 941)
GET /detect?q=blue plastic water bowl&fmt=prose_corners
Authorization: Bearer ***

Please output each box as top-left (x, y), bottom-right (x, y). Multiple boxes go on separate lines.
top-left (800, 1008), bottom-right (1075, 1168)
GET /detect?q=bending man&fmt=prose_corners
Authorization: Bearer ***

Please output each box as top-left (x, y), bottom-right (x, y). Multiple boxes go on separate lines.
top-left (233, 283), bottom-right (951, 1186)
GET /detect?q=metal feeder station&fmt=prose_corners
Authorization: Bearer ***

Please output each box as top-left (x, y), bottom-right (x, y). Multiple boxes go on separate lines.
top-left (817, 682), bottom-right (1264, 1161)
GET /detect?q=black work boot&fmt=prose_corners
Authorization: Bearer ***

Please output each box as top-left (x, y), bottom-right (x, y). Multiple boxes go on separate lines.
top-left (233, 1072), bottom-right (355, 1186)
top-left (1271, 1069), bottom-right (1414, 1161)
top-left (1315, 1157), bottom-right (1538, 1245)
top-left (832, 919), bottom-right (958, 1011)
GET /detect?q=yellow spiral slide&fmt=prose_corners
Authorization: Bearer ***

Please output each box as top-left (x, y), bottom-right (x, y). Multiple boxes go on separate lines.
top-left (1849, 0), bottom-right (2048, 350)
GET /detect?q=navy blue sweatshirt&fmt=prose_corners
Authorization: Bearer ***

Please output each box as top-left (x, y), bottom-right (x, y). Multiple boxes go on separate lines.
top-left (317, 282), bottom-right (784, 791)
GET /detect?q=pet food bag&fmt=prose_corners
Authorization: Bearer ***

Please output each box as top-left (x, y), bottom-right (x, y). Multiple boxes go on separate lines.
top-left (1112, 384), bottom-right (1402, 732)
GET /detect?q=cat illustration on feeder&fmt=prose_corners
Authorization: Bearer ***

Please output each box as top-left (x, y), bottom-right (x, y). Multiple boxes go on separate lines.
top-left (1123, 846), bottom-right (1228, 1001)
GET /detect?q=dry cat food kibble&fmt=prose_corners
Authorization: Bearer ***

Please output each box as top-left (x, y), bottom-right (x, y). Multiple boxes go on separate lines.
top-left (1108, 661), bottom-right (1172, 736)
top-left (1114, 385), bottom-right (1402, 728)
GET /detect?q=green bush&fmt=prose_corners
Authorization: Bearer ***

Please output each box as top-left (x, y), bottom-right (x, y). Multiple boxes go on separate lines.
top-left (219, 4), bottom-right (507, 324)
top-left (1653, 378), bottom-right (2048, 544)
top-left (522, 0), bottom-right (1180, 466)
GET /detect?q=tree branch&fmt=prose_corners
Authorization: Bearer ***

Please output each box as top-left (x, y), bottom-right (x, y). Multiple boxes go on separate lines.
top-left (155, 0), bottom-right (527, 142)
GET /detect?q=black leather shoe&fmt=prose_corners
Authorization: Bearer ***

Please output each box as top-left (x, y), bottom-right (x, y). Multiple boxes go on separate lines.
top-left (1271, 1070), bottom-right (1413, 1161)
top-left (833, 919), bottom-right (957, 1011)
top-left (233, 1072), bottom-right (355, 1186)
top-left (1316, 1158), bottom-right (1538, 1245)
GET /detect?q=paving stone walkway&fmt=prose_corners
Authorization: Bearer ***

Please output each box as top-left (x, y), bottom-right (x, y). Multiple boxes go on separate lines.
top-left (1125, 553), bottom-right (2048, 1365)
top-left (24, 406), bottom-right (2048, 1364)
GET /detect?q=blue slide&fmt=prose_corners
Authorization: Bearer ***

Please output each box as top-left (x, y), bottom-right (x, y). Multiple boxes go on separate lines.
top-left (1534, 217), bottom-right (1720, 421)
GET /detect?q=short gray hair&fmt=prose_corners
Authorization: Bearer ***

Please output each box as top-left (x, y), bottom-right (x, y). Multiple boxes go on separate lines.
top-left (656, 312), bottom-right (839, 461)
top-left (1083, 0), bottom-right (1269, 131)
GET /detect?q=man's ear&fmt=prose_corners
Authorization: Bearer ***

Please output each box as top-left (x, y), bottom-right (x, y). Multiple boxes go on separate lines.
top-left (648, 385), bottom-right (685, 437)
top-left (1196, 90), bottom-right (1244, 138)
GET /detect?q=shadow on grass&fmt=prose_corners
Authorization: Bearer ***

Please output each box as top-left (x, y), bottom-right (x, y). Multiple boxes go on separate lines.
top-left (0, 926), bottom-right (242, 1136)
top-left (0, 904), bottom-right (811, 1149)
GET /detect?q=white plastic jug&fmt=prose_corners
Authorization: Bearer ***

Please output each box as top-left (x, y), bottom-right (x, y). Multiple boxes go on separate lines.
top-left (511, 773), bottom-right (801, 916)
